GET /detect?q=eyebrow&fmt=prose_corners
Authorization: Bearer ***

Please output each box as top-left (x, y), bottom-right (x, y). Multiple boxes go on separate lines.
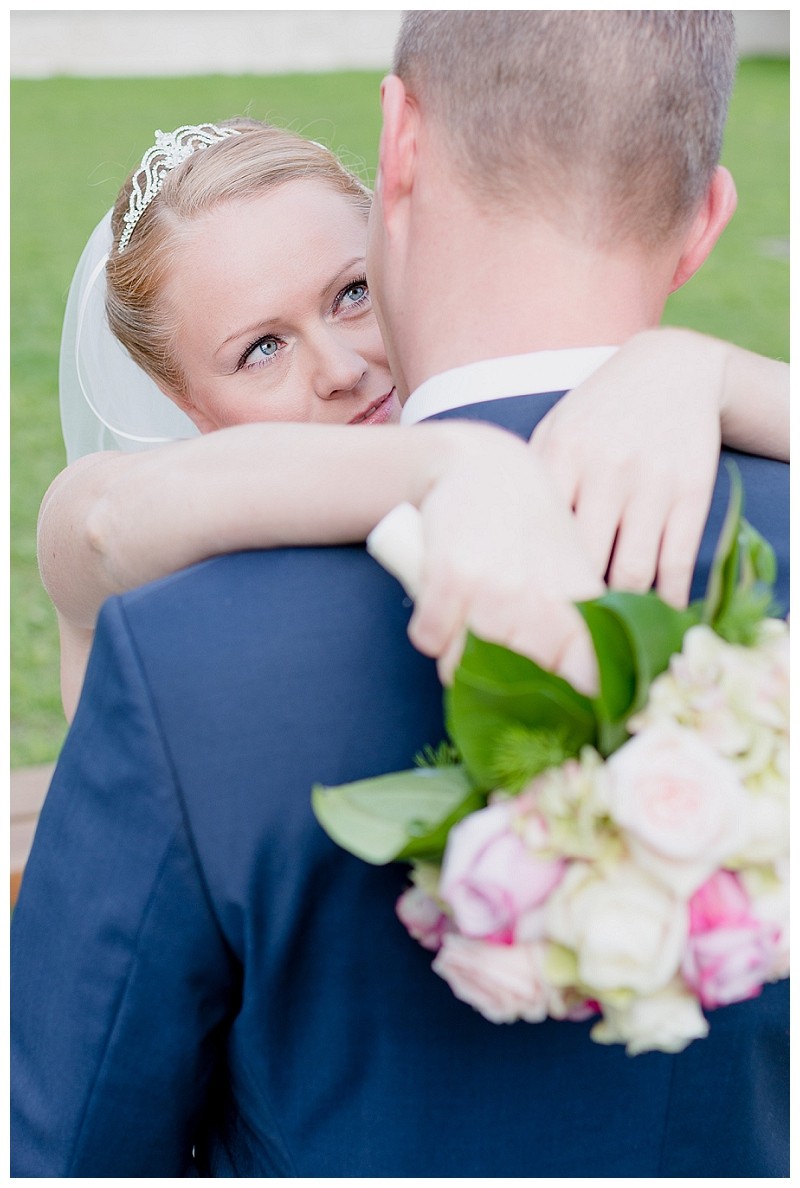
top-left (215, 256), bottom-right (367, 357)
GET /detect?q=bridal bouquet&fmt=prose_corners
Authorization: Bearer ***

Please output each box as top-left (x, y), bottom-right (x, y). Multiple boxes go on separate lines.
top-left (313, 473), bottom-right (789, 1054)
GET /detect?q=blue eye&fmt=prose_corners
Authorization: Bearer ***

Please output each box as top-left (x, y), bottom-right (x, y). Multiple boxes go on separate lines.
top-left (334, 277), bottom-right (370, 313)
top-left (343, 282), bottom-right (368, 304)
top-left (242, 335), bottom-right (281, 368)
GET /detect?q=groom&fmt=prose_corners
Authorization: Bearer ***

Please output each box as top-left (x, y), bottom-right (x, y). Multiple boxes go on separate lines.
top-left (12, 11), bottom-right (788, 1177)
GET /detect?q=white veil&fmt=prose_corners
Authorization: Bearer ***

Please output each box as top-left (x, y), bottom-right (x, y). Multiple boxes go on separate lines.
top-left (59, 209), bottom-right (200, 463)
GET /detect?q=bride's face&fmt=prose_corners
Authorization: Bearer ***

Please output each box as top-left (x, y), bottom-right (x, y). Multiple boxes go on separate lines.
top-left (162, 180), bottom-right (400, 431)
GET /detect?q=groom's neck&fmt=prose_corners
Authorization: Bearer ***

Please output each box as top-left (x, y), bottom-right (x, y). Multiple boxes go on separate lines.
top-left (395, 192), bottom-right (678, 397)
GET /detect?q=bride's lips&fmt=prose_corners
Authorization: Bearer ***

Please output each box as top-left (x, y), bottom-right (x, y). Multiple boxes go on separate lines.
top-left (348, 389), bottom-right (397, 425)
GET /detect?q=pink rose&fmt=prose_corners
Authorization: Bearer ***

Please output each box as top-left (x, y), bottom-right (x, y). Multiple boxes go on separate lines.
top-left (396, 885), bottom-right (451, 952)
top-left (438, 802), bottom-right (565, 941)
top-left (432, 934), bottom-right (551, 1023)
top-left (607, 723), bottom-right (749, 895)
top-left (682, 871), bottom-right (781, 1008)
top-left (688, 869), bottom-right (750, 932)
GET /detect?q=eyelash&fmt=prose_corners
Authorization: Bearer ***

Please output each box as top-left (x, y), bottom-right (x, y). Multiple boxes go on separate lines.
top-left (332, 274), bottom-right (370, 314)
top-left (238, 334), bottom-right (284, 371)
top-left (237, 275), bottom-right (371, 371)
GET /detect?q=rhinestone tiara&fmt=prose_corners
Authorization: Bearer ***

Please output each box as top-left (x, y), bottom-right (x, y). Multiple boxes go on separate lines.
top-left (117, 123), bottom-right (242, 253)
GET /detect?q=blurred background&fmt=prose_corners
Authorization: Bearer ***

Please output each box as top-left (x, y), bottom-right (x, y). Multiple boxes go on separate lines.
top-left (10, 10), bottom-right (789, 778)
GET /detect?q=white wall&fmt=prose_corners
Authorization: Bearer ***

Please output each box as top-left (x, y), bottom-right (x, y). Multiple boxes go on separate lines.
top-left (10, 10), bottom-right (788, 79)
top-left (10, 10), bottom-right (402, 78)
top-left (734, 9), bottom-right (790, 56)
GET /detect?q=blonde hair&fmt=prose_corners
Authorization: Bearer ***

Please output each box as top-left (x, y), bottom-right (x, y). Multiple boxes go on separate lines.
top-left (106, 119), bottom-right (372, 396)
top-left (394, 11), bottom-right (737, 247)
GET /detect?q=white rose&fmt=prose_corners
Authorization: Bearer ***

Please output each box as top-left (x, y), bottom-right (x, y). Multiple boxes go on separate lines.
top-left (730, 784), bottom-right (789, 867)
top-left (522, 748), bottom-right (614, 861)
top-left (631, 625), bottom-right (789, 793)
top-left (740, 862), bottom-right (790, 980)
top-left (743, 619), bottom-right (789, 732)
top-left (607, 723), bottom-right (749, 896)
top-left (591, 981), bottom-right (709, 1055)
top-left (545, 860), bottom-right (687, 996)
top-left (631, 625), bottom-right (743, 739)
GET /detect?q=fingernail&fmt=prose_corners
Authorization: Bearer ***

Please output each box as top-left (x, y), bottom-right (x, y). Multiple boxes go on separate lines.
top-left (437, 656), bottom-right (456, 686)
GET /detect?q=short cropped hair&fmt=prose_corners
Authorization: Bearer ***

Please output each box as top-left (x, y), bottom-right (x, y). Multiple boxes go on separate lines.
top-left (394, 11), bottom-right (737, 246)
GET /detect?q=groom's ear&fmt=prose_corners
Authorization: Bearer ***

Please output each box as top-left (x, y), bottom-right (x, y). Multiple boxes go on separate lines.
top-left (668, 166), bottom-right (738, 293)
top-left (376, 74), bottom-right (419, 230)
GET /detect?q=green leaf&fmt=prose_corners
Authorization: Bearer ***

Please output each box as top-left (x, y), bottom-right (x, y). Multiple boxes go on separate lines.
top-left (578, 592), bottom-right (698, 754)
top-left (446, 634), bottom-right (596, 790)
top-left (576, 601), bottom-right (636, 722)
top-left (312, 764), bottom-right (483, 865)
top-left (714, 587), bottom-right (777, 646)
top-left (702, 462), bottom-right (744, 625)
top-left (740, 518), bottom-right (777, 589)
top-left (700, 462), bottom-right (779, 643)
top-left (397, 785), bottom-right (487, 863)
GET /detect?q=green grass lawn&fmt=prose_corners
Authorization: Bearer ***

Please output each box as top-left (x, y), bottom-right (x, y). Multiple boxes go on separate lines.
top-left (10, 61), bottom-right (788, 767)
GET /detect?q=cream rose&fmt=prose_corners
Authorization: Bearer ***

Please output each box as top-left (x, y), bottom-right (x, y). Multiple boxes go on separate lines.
top-left (606, 723), bottom-right (749, 896)
top-left (545, 860), bottom-right (687, 996)
top-left (730, 783), bottom-right (789, 867)
top-left (630, 623), bottom-right (789, 789)
top-left (591, 981), bottom-right (709, 1055)
top-left (736, 863), bottom-right (789, 981)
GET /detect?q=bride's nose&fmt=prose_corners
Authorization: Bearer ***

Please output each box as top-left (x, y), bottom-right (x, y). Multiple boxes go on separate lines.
top-left (310, 330), bottom-right (367, 400)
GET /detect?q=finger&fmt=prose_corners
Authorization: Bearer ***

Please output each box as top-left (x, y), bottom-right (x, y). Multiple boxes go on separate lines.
top-left (527, 410), bottom-right (555, 455)
top-left (437, 628), bottom-right (467, 686)
top-left (505, 601), bottom-right (599, 697)
top-left (408, 564), bottom-right (472, 658)
top-left (655, 491), bottom-right (711, 608)
top-left (572, 476), bottom-right (626, 580)
top-left (607, 495), bottom-right (666, 594)
top-left (528, 424), bottom-right (582, 508)
top-left (463, 560), bottom-right (560, 648)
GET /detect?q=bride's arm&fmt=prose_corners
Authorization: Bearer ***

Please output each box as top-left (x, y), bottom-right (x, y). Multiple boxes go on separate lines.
top-left (530, 327), bottom-right (789, 607)
top-left (37, 423), bottom-right (496, 625)
top-left (605, 328), bottom-right (788, 458)
top-left (39, 421), bottom-right (603, 720)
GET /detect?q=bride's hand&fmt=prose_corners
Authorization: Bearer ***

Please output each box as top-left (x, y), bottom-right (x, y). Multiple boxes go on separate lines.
top-left (373, 425), bottom-right (605, 692)
top-left (529, 328), bottom-right (728, 608)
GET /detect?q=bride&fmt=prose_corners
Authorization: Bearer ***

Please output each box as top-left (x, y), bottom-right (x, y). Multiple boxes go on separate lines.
top-left (44, 119), bottom-right (789, 719)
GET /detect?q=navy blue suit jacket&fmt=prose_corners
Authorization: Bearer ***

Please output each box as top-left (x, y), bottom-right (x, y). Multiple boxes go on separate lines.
top-left (11, 391), bottom-right (789, 1177)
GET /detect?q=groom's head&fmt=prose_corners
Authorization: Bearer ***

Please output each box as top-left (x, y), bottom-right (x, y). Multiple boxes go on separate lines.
top-left (368, 11), bottom-right (738, 397)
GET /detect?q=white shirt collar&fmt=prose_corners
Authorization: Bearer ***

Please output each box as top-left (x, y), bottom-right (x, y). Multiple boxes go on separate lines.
top-left (400, 346), bottom-right (619, 425)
